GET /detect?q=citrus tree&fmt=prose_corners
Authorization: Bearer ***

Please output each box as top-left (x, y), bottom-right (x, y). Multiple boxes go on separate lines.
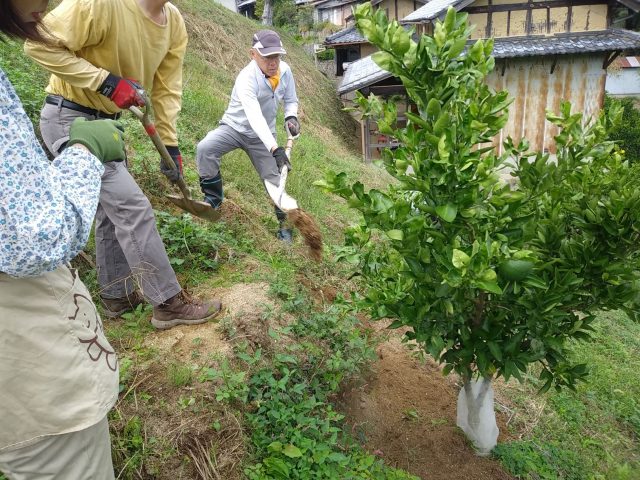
top-left (318, 4), bottom-right (640, 454)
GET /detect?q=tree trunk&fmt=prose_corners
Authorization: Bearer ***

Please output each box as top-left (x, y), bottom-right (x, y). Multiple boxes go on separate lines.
top-left (456, 377), bottom-right (499, 456)
top-left (262, 0), bottom-right (273, 25)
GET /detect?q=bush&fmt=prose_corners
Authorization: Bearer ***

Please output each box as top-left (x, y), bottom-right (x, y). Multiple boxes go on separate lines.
top-left (604, 96), bottom-right (640, 162)
top-left (317, 48), bottom-right (335, 61)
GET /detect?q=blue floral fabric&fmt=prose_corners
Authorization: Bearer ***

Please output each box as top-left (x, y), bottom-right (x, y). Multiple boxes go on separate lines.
top-left (0, 69), bottom-right (104, 277)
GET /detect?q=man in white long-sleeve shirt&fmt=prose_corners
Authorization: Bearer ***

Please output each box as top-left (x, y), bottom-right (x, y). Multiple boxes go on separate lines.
top-left (196, 29), bottom-right (300, 242)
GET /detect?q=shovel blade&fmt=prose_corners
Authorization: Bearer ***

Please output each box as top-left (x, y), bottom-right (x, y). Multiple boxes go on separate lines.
top-left (166, 194), bottom-right (221, 222)
top-left (264, 168), bottom-right (299, 211)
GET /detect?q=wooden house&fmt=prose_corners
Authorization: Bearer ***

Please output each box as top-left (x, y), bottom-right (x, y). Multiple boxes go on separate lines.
top-left (323, 0), bottom-right (428, 74)
top-left (335, 0), bottom-right (640, 161)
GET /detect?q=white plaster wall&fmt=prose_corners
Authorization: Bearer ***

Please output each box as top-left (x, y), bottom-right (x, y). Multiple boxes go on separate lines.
top-left (606, 69), bottom-right (640, 97)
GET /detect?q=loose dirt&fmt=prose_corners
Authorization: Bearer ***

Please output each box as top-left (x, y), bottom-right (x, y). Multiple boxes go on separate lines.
top-left (338, 331), bottom-right (514, 480)
top-left (288, 208), bottom-right (323, 261)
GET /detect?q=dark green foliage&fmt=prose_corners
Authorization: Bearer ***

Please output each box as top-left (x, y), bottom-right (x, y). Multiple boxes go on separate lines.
top-left (316, 48), bottom-right (335, 61)
top-left (604, 96), bottom-right (640, 163)
top-left (154, 211), bottom-right (240, 272)
top-left (319, 4), bottom-right (640, 391)
top-left (493, 441), bottom-right (589, 480)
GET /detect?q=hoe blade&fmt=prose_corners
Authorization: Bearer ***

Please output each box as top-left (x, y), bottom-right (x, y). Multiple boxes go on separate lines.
top-left (165, 194), bottom-right (221, 222)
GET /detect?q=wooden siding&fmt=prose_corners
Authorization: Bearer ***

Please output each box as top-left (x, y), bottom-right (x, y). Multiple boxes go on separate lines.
top-left (361, 43), bottom-right (378, 57)
top-left (485, 55), bottom-right (606, 154)
top-left (466, 1), bottom-right (610, 38)
top-left (376, 0), bottom-right (422, 20)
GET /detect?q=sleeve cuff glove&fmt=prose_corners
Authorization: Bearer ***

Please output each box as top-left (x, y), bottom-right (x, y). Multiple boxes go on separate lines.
top-left (98, 73), bottom-right (146, 109)
top-left (161, 145), bottom-right (183, 183)
top-left (285, 116), bottom-right (300, 137)
top-left (67, 117), bottom-right (126, 163)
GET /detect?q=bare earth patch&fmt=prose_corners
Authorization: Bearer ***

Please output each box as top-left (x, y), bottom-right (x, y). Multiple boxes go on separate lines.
top-left (339, 332), bottom-right (514, 480)
top-left (117, 283), bottom-right (514, 479)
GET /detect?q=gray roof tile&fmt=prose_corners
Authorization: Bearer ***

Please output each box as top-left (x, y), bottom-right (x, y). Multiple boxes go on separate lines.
top-left (338, 29), bottom-right (640, 93)
top-left (324, 26), bottom-right (367, 45)
top-left (403, 0), bottom-right (473, 22)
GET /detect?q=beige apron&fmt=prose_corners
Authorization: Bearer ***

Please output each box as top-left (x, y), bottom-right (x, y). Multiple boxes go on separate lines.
top-left (0, 265), bottom-right (119, 451)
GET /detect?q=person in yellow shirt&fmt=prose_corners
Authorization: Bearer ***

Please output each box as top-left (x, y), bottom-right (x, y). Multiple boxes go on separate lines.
top-left (25, 0), bottom-right (222, 329)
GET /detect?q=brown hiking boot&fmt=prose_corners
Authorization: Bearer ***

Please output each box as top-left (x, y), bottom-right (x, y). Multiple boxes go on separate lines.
top-left (151, 290), bottom-right (222, 330)
top-left (101, 291), bottom-right (146, 318)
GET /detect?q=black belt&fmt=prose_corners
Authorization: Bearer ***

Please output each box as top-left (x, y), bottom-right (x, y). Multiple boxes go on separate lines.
top-left (45, 95), bottom-right (121, 120)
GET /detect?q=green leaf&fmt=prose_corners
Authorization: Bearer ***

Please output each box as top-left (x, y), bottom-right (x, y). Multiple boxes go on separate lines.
top-left (263, 457), bottom-right (290, 478)
top-left (448, 37), bottom-right (467, 59)
top-left (282, 444), bottom-right (303, 458)
top-left (452, 249), bottom-right (470, 268)
top-left (426, 98), bottom-right (441, 118)
top-left (268, 441), bottom-right (283, 453)
top-left (391, 25), bottom-right (411, 55)
top-left (436, 203), bottom-right (457, 222)
top-left (487, 341), bottom-right (503, 361)
top-left (372, 50), bottom-right (394, 71)
top-left (476, 280), bottom-right (503, 294)
top-left (386, 229), bottom-right (404, 240)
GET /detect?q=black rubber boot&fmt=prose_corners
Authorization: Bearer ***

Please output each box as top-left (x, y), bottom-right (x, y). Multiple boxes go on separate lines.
top-left (200, 173), bottom-right (223, 208)
top-left (275, 207), bottom-right (293, 243)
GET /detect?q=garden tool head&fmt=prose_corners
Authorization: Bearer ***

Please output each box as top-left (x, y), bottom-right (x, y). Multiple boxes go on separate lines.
top-left (263, 127), bottom-right (323, 261)
top-left (129, 101), bottom-right (220, 222)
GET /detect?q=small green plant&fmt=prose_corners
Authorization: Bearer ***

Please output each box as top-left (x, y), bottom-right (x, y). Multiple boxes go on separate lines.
top-left (154, 211), bottom-right (235, 272)
top-left (402, 408), bottom-right (419, 421)
top-left (110, 413), bottom-right (158, 478)
top-left (167, 362), bottom-right (194, 387)
top-left (201, 358), bottom-right (249, 403)
top-left (177, 395), bottom-right (196, 409)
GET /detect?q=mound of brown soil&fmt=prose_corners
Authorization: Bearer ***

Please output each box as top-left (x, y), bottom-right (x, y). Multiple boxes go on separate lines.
top-left (339, 334), bottom-right (514, 480)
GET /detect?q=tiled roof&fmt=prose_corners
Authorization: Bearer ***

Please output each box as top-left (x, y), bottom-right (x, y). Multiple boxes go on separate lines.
top-left (339, 54), bottom-right (393, 93)
top-left (338, 29), bottom-right (640, 94)
top-left (403, 0), bottom-right (474, 22)
top-left (324, 24), bottom-right (419, 46)
top-left (493, 29), bottom-right (640, 58)
top-left (617, 0), bottom-right (640, 11)
top-left (316, 0), bottom-right (361, 9)
top-left (324, 26), bottom-right (367, 45)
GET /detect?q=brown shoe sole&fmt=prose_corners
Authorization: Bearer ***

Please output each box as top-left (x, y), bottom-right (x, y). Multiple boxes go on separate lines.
top-left (150, 303), bottom-right (222, 330)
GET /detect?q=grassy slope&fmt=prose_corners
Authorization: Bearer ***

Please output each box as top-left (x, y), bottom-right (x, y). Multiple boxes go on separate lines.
top-left (1, 2), bottom-right (639, 478)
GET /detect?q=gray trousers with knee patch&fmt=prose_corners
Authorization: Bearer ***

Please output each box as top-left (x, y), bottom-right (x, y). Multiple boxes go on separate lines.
top-left (39, 101), bottom-right (181, 305)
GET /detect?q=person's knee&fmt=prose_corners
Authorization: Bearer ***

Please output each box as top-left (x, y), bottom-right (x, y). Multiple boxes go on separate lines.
top-left (196, 139), bottom-right (222, 176)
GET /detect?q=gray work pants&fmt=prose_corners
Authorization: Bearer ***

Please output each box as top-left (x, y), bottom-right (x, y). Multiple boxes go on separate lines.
top-left (0, 417), bottom-right (114, 480)
top-left (196, 123), bottom-right (281, 185)
top-left (39, 101), bottom-right (181, 305)
top-left (197, 123), bottom-right (286, 223)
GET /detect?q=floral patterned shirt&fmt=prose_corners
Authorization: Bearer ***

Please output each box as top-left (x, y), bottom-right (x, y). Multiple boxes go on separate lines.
top-left (0, 69), bottom-right (103, 277)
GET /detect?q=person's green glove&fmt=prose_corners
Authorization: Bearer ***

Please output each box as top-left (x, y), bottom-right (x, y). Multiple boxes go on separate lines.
top-left (67, 117), bottom-right (126, 163)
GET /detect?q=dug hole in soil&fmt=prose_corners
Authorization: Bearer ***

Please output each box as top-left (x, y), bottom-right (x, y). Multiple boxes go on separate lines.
top-left (338, 326), bottom-right (514, 480)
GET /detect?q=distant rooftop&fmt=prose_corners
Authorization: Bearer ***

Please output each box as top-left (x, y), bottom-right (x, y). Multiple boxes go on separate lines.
top-left (403, 0), bottom-right (473, 22)
top-left (324, 26), bottom-right (366, 46)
